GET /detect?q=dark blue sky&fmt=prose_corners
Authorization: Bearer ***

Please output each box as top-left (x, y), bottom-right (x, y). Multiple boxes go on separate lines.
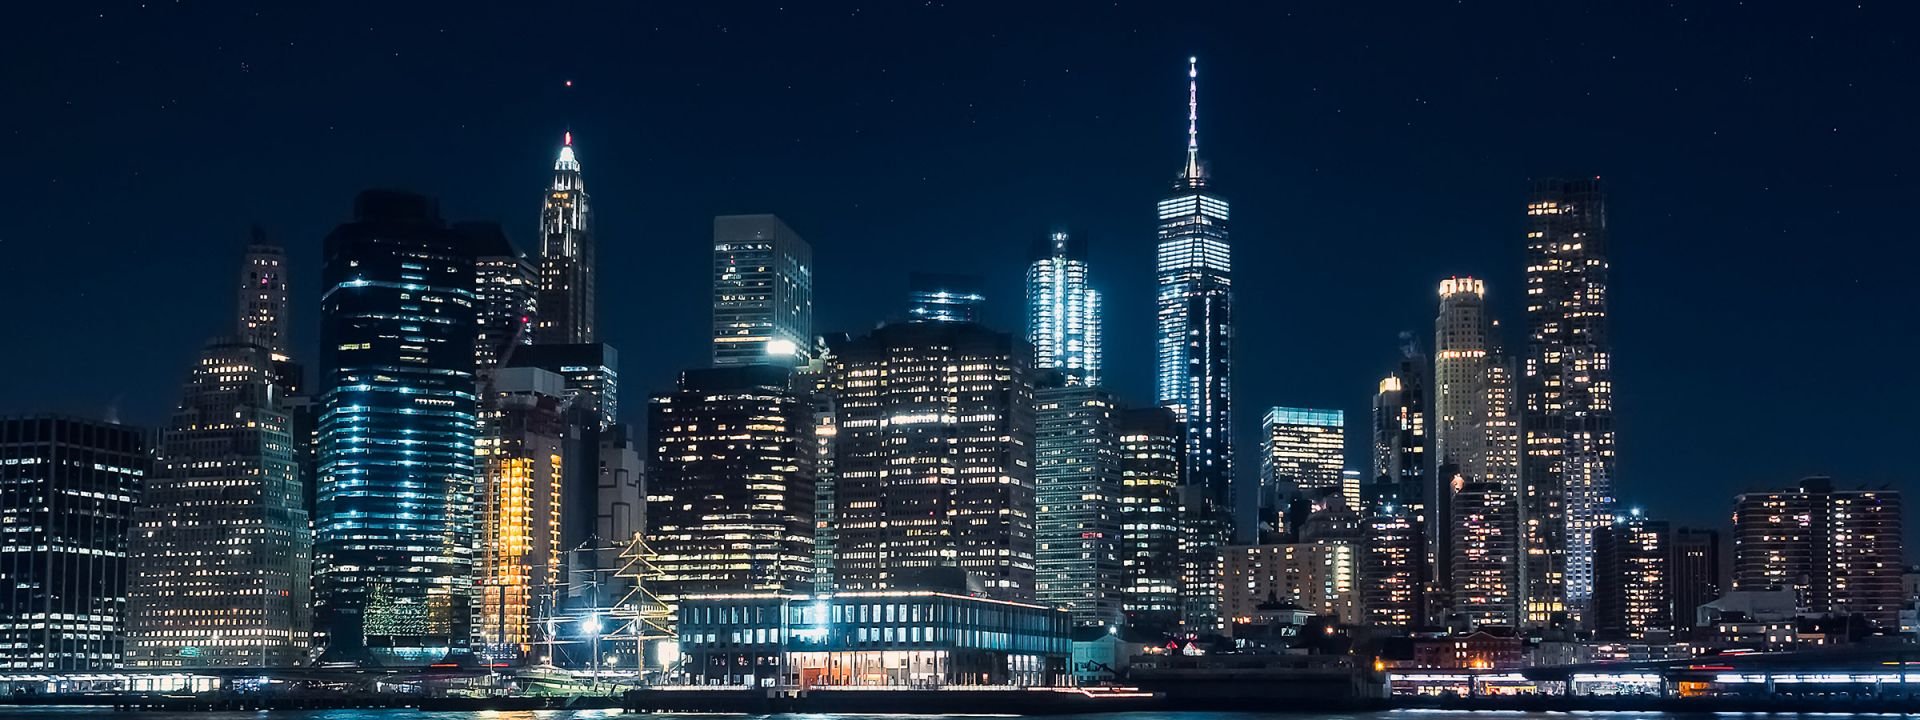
top-left (5, 1), bottom-right (1916, 536)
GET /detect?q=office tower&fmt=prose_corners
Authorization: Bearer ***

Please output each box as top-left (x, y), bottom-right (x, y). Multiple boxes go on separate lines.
top-left (712, 214), bottom-right (814, 366)
top-left (907, 272), bottom-right (986, 323)
top-left (795, 347), bottom-right (841, 593)
top-left (1432, 277), bottom-right (1489, 601)
top-left (1368, 336), bottom-right (1429, 513)
top-left (1259, 408), bottom-right (1347, 521)
top-left (475, 367), bottom-right (568, 662)
top-left (0, 417), bottom-right (147, 670)
top-left (646, 365), bottom-right (815, 601)
top-left (536, 132), bottom-right (595, 344)
top-left (1155, 58), bottom-right (1234, 529)
top-left (128, 337), bottom-right (310, 668)
top-left (1033, 377), bottom-right (1124, 627)
top-left (1521, 178), bottom-right (1616, 624)
top-left (507, 343), bottom-right (619, 429)
top-left (1450, 480), bottom-right (1520, 629)
top-left (830, 321), bottom-right (1034, 597)
top-left (1483, 335), bottom-right (1522, 508)
top-left (1733, 478), bottom-right (1904, 628)
top-left (1434, 277), bottom-right (1490, 483)
top-left (1593, 512), bottom-right (1670, 640)
top-left (1177, 488), bottom-right (1226, 632)
top-left (466, 222), bottom-right (538, 373)
top-left (1027, 230), bottom-right (1102, 385)
top-left (1223, 540), bottom-right (1360, 628)
top-left (1119, 407), bottom-right (1184, 631)
top-left (1669, 528), bottom-right (1720, 635)
top-left (1361, 508), bottom-right (1425, 630)
top-left (237, 227), bottom-right (289, 356)
top-left (314, 190), bottom-right (479, 664)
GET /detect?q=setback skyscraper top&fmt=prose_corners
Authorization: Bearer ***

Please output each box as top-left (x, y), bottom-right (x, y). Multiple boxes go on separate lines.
top-left (537, 132), bottom-right (595, 344)
top-left (237, 227), bottom-right (289, 357)
top-left (1154, 57), bottom-right (1234, 521)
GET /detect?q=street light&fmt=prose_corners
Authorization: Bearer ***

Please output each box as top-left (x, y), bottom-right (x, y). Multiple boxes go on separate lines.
top-left (583, 615), bottom-right (604, 694)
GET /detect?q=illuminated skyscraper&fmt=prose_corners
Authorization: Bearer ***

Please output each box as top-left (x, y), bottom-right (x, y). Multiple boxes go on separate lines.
top-left (1450, 480), bottom-right (1520, 629)
top-left (1368, 354), bottom-right (1430, 510)
top-left (1593, 512), bottom-right (1669, 640)
top-left (536, 132), bottom-right (595, 344)
top-left (1027, 230), bottom-right (1101, 385)
top-left (1732, 478), bottom-right (1904, 629)
top-left (314, 190), bottom-right (479, 664)
top-left (1259, 407), bottom-right (1347, 518)
top-left (1368, 337), bottom-right (1429, 510)
top-left (1033, 377), bottom-right (1124, 627)
top-left (907, 272), bottom-right (986, 323)
top-left (237, 227), bottom-right (289, 357)
top-left (129, 242), bottom-right (313, 667)
top-left (475, 367), bottom-right (567, 663)
top-left (1154, 57), bottom-right (1234, 526)
top-left (0, 416), bottom-right (147, 670)
top-left (645, 365), bottom-right (816, 601)
top-left (712, 214), bottom-right (813, 366)
top-left (830, 321), bottom-right (1034, 598)
top-left (1434, 277), bottom-right (1489, 485)
top-left (466, 222), bottom-right (537, 374)
top-left (1119, 408), bottom-right (1183, 631)
top-left (1521, 178), bottom-right (1616, 624)
top-left (1360, 509), bottom-right (1424, 630)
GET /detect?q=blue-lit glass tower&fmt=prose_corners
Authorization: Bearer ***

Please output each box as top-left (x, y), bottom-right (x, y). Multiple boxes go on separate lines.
top-left (1154, 58), bottom-right (1233, 517)
top-left (1027, 230), bottom-right (1101, 386)
top-left (315, 190), bottom-right (480, 665)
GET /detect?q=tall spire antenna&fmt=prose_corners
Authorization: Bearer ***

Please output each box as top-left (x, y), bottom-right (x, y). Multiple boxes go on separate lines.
top-left (1184, 56), bottom-right (1203, 183)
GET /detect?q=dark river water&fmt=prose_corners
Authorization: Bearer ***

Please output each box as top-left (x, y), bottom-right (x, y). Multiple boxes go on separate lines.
top-left (0, 710), bottom-right (1850, 720)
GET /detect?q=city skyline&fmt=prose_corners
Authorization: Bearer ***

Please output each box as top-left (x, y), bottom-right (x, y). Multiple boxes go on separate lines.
top-left (8, 2), bottom-right (1919, 540)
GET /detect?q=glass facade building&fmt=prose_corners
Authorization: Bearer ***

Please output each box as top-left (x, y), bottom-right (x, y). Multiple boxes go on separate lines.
top-left (315, 190), bottom-right (479, 665)
top-left (906, 272), bottom-right (985, 323)
top-left (1154, 59), bottom-right (1235, 528)
top-left (645, 365), bottom-right (816, 602)
top-left (1118, 407), bottom-right (1183, 631)
top-left (712, 214), bottom-right (813, 366)
top-left (1521, 177), bottom-right (1616, 625)
top-left (1259, 407), bottom-right (1347, 516)
top-left (1026, 230), bottom-right (1101, 386)
top-left (467, 222), bottom-right (537, 374)
top-left (675, 591), bottom-right (1070, 687)
top-left (0, 417), bottom-right (147, 670)
top-left (536, 132), bottom-right (595, 345)
top-left (828, 321), bottom-right (1035, 598)
top-left (1032, 380), bottom-right (1123, 627)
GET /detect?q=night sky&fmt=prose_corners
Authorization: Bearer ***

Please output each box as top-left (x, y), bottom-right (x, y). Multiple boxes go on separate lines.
top-left (6, 2), bottom-right (1917, 538)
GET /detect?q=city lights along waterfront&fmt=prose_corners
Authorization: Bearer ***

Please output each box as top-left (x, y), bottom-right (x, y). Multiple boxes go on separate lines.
top-left (4, 1), bottom-right (1917, 716)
